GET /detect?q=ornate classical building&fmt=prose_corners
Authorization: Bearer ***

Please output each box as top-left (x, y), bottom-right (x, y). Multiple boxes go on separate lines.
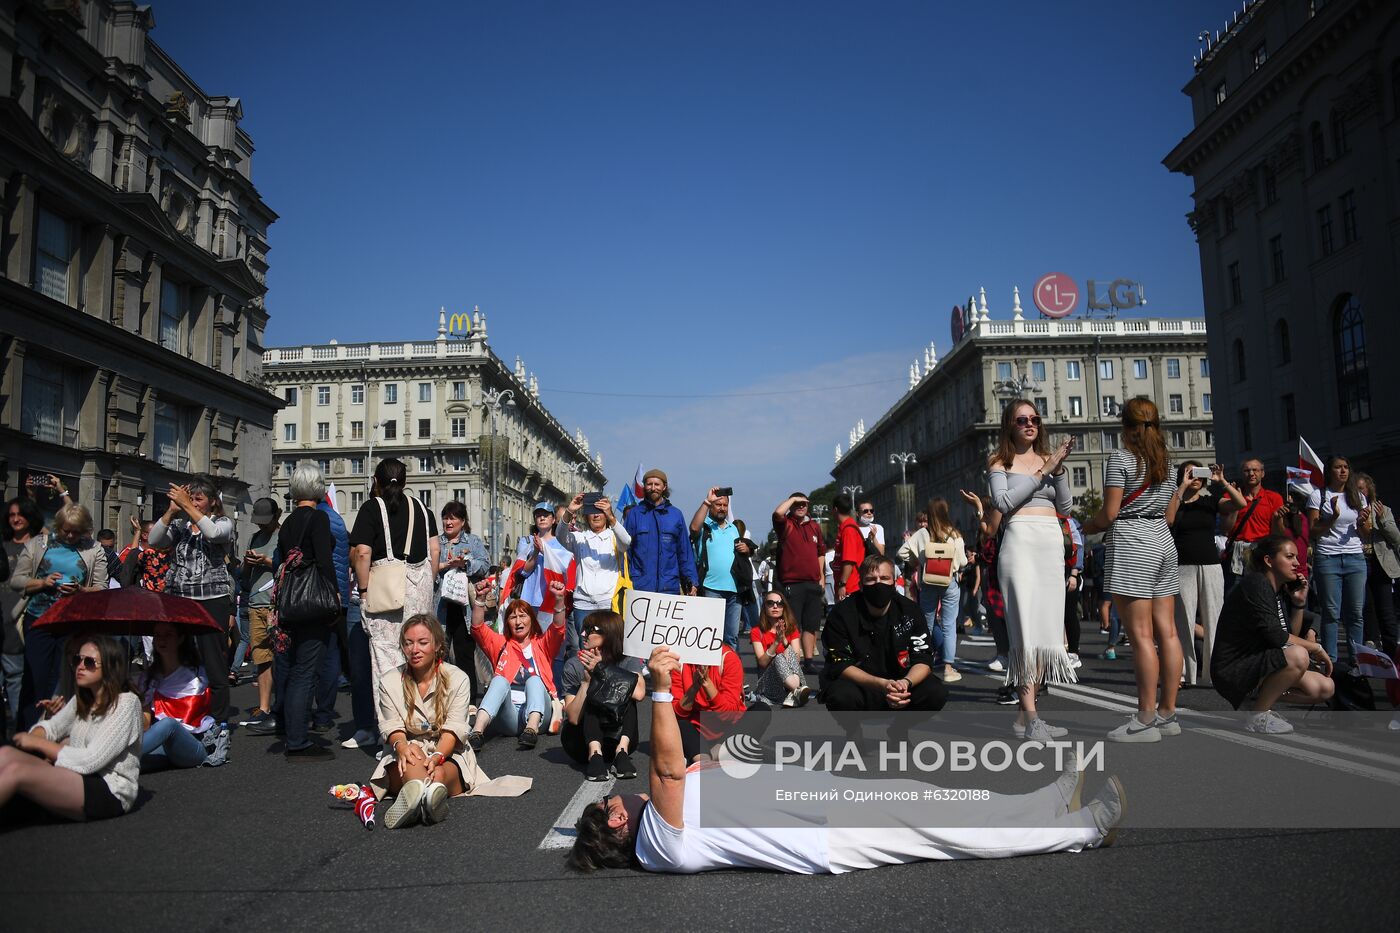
top-left (262, 309), bottom-right (606, 560)
top-left (831, 289), bottom-right (1215, 533)
top-left (1163, 0), bottom-right (1399, 489)
top-left (0, 0), bottom-right (280, 530)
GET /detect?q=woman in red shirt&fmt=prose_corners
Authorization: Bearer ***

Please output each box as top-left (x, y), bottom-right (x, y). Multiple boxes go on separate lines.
top-left (670, 643), bottom-right (744, 763)
top-left (749, 592), bottom-right (808, 708)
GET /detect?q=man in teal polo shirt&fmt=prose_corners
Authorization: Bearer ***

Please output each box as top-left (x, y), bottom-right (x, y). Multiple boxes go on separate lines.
top-left (690, 486), bottom-right (755, 650)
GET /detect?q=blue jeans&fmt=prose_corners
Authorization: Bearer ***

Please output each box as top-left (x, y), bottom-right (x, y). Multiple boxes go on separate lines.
top-left (919, 578), bottom-right (960, 668)
top-left (700, 588), bottom-right (743, 650)
top-left (477, 674), bottom-right (549, 736)
top-left (281, 623), bottom-right (330, 751)
top-left (231, 605), bottom-right (252, 671)
top-left (2, 652), bottom-right (22, 723)
top-left (313, 625), bottom-right (342, 727)
top-left (345, 603), bottom-right (377, 734)
top-left (141, 716), bottom-right (207, 769)
top-left (740, 592), bottom-right (760, 639)
top-left (1314, 551), bottom-right (1367, 661)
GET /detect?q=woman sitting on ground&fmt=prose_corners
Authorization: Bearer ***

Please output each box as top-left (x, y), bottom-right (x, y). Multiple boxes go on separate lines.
top-left (0, 635), bottom-right (141, 821)
top-left (559, 610), bottom-right (645, 782)
top-left (749, 591), bottom-right (809, 707)
top-left (1211, 534), bottom-right (1335, 734)
top-left (139, 622), bottom-right (216, 771)
top-left (670, 641), bottom-right (745, 763)
top-left (469, 580), bottom-right (568, 751)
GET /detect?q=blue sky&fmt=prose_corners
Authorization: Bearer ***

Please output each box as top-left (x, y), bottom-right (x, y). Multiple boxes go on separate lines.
top-left (153, 0), bottom-right (1229, 521)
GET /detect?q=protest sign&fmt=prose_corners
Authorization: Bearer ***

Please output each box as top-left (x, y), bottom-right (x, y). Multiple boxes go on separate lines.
top-left (623, 590), bottom-right (724, 666)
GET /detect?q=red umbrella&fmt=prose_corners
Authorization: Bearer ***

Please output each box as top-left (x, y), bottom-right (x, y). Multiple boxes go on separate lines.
top-left (31, 588), bottom-right (222, 636)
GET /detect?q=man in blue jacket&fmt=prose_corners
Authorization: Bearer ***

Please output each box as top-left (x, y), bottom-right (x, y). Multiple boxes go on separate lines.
top-left (623, 468), bottom-right (697, 596)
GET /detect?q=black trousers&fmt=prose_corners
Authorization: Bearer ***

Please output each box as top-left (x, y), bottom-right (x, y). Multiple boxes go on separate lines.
top-left (17, 620), bottom-right (63, 731)
top-left (823, 675), bottom-right (948, 713)
top-left (673, 703), bottom-right (772, 762)
top-left (988, 605), bottom-right (1010, 656)
top-left (1363, 558), bottom-right (1398, 656)
top-left (192, 596), bottom-right (232, 722)
top-left (1064, 589), bottom-right (1081, 655)
top-left (560, 701), bottom-right (639, 764)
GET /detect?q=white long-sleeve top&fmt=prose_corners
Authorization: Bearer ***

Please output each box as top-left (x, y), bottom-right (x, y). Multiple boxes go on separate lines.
top-left (558, 522), bottom-right (633, 611)
top-left (37, 692), bottom-right (143, 812)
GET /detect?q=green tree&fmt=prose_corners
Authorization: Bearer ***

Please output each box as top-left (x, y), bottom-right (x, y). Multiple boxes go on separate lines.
top-left (1072, 488), bottom-right (1102, 525)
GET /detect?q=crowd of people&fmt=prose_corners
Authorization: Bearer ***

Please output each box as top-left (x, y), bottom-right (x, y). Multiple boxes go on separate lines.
top-left (1, 398), bottom-right (1396, 880)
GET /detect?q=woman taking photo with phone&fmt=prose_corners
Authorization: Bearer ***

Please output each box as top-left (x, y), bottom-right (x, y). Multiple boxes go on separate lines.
top-left (1169, 462), bottom-right (1246, 687)
top-left (1083, 398), bottom-right (1182, 743)
top-left (987, 399), bottom-right (1075, 743)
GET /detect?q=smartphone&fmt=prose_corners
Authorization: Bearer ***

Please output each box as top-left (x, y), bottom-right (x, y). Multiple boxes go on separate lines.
top-left (1191, 467), bottom-right (1211, 481)
top-left (715, 487), bottom-right (734, 497)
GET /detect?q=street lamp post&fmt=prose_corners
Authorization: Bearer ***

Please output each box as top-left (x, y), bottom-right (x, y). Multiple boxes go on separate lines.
top-left (889, 451), bottom-right (917, 533)
top-left (841, 484), bottom-right (863, 515)
top-left (478, 387), bottom-right (516, 558)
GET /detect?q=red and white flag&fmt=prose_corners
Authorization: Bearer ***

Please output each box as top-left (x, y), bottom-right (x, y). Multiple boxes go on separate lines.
top-left (502, 537), bottom-right (576, 614)
top-left (1351, 642), bottom-right (1399, 680)
top-left (325, 482), bottom-right (339, 512)
top-left (148, 667), bottom-right (214, 731)
top-left (1298, 437), bottom-right (1326, 489)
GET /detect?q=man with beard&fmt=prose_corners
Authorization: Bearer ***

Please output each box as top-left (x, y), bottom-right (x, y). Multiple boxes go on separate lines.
top-left (624, 469), bottom-right (697, 596)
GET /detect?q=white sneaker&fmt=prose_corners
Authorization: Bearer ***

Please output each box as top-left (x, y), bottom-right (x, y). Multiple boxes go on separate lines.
top-left (1107, 714), bottom-right (1161, 743)
top-left (1389, 715), bottom-right (1400, 732)
top-left (383, 779), bottom-right (426, 830)
top-left (987, 656), bottom-right (1006, 673)
top-left (1153, 713), bottom-right (1182, 736)
top-left (1086, 775), bottom-right (1126, 846)
top-left (1245, 710), bottom-right (1293, 734)
top-left (1067, 653), bottom-right (1083, 670)
top-left (420, 780), bottom-right (450, 825)
top-left (342, 729), bottom-right (379, 750)
top-left (1014, 719), bottom-right (1069, 740)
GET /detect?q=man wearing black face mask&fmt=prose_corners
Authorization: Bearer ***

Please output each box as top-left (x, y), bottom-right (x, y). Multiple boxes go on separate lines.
top-left (821, 555), bottom-right (947, 716)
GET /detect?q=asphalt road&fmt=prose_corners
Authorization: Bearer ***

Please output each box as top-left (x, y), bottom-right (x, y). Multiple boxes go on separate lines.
top-left (4, 620), bottom-right (1399, 933)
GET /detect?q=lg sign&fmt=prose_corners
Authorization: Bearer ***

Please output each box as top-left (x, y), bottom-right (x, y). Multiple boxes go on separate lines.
top-left (1032, 274), bottom-right (1145, 318)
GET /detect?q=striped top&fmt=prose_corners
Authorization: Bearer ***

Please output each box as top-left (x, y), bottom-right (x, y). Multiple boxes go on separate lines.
top-left (1105, 449), bottom-right (1176, 519)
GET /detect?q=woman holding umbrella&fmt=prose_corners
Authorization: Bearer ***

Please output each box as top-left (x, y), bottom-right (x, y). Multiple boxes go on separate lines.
top-left (9, 503), bottom-right (108, 730)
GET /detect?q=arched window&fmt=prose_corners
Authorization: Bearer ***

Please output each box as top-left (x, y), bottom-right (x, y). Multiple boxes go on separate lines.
top-left (1310, 121), bottom-right (1326, 173)
top-left (1276, 319), bottom-right (1291, 364)
top-left (1333, 294), bottom-right (1371, 424)
top-left (1331, 108), bottom-right (1349, 156)
top-left (1233, 338), bottom-right (1247, 383)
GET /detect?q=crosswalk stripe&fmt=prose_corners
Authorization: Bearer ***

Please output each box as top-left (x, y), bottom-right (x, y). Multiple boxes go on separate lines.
top-left (537, 777), bottom-right (614, 850)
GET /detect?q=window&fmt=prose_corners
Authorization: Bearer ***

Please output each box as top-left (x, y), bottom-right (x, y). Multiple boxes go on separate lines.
top-left (1170, 430), bottom-right (1187, 448)
top-left (1281, 394), bottom-right (1297, 440)
top-left (1031, 361), bottom-right (1046, 382)
top-left (317, 458), bottom-right (330, 475)
top-left (351, 384), bottom-right (364, 405)
top-left (420, 488), bottom-right (432, 509)
top-left (1213, 81), bottom-right (1227, 107)
top-left (316, 422), bottom-right (329, 442)
top-left (1200, 358), bottom-right (1210, 378)
top-left (1065, 361), bottom-right (1081, 381)
top-left (1331, 109), bottom-right (1348, 157)
top-left (159, 279), bottom-right (183, 352)
top-left (451, 381), bottom-right (466, 401)
top-left (451, 454), bottom-right (468, 472)
top-left (1202, 393), bottom-right (1212, 413)
top-left (1340, 190), bottom-right (1357, 244)
top-left (451, 416), bottom-right (467, 439)
top-left (1168, 394), bottom-right (1183, 414)
top-left (418, 456), bottom-right (432, 473)
top-left (418, 382), bottom-right (431, 402)
top-left (1252, 42), bottom-right (1267, 70)
top-left (283, 423), bottom-right (296, 442)
top-left (1310, 121), bottom-right (1326, 173)
top-left (1069, 396), bottom-right (1083, 417)
top-left (452, 488), bottom-right (467, 504)
top-left (1228, 262), bottom-right (1242, 305)
top-left (1101, 395), bottom-right (1118, 416)
top-left (153, 401), bottom-right (193, 471)
top-left (1166, 358), bottom-right (1181, 379)
top-left (996, 362), bottom-right (1012, 381)
top-left (418, 418), bottom-right (431, 439)
top-left (350, 457), bottom-right (364, 475)
top-left (384, 384), bottom-right (398, 404)
top-left (1132, 359), bottom-right (1148, 380)
top-left (350, 420), bottom-right (364, 441)
top-left (382, 420), bottom-right (396, 439)
top-left (1232, 339), bottom-right (1246, 382)
top-left (1238, 409), bottom-right (1253, 450)
top-left (1333, 293), bottom-right (1371, 425)
top-left (1098, 360), bottom-right (1114, 380)
top-left (20, 359), bottom-right (81, 446)
top-left (36, 207), bottom-right (72, 304)
top-left (1204, 430), bottom-right (1214, 447)
top-left (1263, 165), bottom-right (1277, 205)
top-left (1222, 198), bottom-right (1235, 234)
top-left (1268, 236), bottom-right (1285, 284)
top-left (284, 387), bottom-right (298, 405)
top-left (312, 386), bottom-right (327, 406)
top-left (1276, 320), bottom-right (1291, 364)
top-left (1102, 431), bottom-right (1120, 451)
top-left (1318, 206), bottom-right (1334, 256)
top-left (1034, 397), bottom-right (1048, 417)
top-left (1072, 466), bottom-right (1088, 487)
top-left (351, 491), bottom-right (364, 510)
top-left (283, 462), bottom-right (294, 477)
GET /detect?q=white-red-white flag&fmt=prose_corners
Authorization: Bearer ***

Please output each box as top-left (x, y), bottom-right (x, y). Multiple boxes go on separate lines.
top-left (1351, 642), bottom-right (1399, 680)
top-left (325, 482), bottom-right (339, 512)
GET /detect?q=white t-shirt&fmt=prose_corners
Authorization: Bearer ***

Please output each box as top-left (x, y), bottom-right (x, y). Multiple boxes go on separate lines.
top-left (634, 764), bottom-right (830, 874)
top-left (1306, 487), bottom-right (1368, 556)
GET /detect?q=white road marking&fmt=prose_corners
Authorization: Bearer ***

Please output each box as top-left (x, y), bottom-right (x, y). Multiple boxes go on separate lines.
top-left (1192, 726), bottom-right (1400, 787)
top-left (538, 777), bottom-right (614, 850)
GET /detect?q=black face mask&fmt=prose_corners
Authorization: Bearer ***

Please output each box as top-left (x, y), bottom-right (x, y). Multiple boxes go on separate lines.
top-left (861, 582), bottom-right (896, 610)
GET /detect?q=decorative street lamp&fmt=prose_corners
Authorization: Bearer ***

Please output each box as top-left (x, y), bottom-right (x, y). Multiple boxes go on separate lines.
top-left (889, 451), bottom-right (917, 533)
top-left (478, 387), bottom-right (516, 558)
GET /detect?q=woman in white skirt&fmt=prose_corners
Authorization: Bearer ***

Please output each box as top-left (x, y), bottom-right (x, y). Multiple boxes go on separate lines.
top-left (350, 458), bottom-right (439, 697)
top-left (1082, 398), bottom-right (1182, 743)
top-left (987, 399), bottom-right (1076, 743)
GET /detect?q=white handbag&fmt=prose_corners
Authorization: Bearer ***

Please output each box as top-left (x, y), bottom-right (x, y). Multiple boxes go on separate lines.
top-left (364, 496), bottom-right (416, 614)
top-left (439, 567), bottom-right (471, 606)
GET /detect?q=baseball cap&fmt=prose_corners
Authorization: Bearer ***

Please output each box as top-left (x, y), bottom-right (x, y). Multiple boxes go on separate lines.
top-left (533, 501), bottom-right (554, 515)
top-left (250, 497), bottom-right (280, 523)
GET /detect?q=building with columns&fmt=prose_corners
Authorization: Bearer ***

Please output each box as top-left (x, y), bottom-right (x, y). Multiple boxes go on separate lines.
top-left (262, 308), bottom-right (606, 560)
top-left (1163, 0), bottom-right (1399, 492)
top-left (831, 288), bottom-right (1216, 534)
top-left (0, 0), bottom-right (280, 532)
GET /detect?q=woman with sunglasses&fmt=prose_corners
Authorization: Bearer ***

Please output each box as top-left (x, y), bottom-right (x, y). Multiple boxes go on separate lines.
top-left (559, 610), bottom-right (645, 781)
top-left (138, 621), bottom-right (216, 771)
top-left (0, 635), bottom-right (141, 821)
top-left (749, 592), bottom-right (808, 707)
top-left (987, 400), bottom-right (1075, 742)
top-left (1082, 398), bottom-right (1184, 743)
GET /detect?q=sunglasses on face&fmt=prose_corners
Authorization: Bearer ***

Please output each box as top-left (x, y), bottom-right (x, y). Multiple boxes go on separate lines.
top-left (1015, 415), bottom-right (1042, 427)
top-left (764, 599), bottom-right (784, 608)
top-left (859, 508), bottom-right (874, 514)
top-left (72, 654), bottom-right (100, 671)
top-left (584, 625), bottom-right (603, 636)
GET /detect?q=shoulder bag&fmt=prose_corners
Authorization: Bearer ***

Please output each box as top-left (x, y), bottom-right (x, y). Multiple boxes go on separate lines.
top-left (439, 534), bottom-right (473, 607)
top-left (365, 496), bottom-right (414, 614)
top-left (274, 510), bottom-right (341, 625)
top-left (611, 530), bottom-right (633, 613)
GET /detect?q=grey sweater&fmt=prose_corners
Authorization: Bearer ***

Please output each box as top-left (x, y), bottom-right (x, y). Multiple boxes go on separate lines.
top-left (38, 692), bottom-right (143, 813)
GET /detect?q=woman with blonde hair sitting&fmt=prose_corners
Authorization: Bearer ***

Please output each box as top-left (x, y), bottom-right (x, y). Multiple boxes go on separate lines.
top-left (371, 614), bottom-right (528, 829)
